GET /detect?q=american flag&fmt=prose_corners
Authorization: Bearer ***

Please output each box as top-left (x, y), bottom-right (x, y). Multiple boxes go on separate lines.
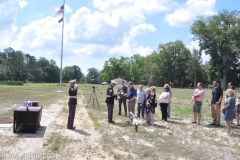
top-left (56, 5), bottom-right (64, 15)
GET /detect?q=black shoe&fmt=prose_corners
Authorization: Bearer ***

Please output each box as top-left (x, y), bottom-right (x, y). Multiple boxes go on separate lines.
top-left (192, 121), bottom-right (197, 124)
top-left (68, 127), bottom-right (76, 129)
top-left (137, 115), bottom-right (140, 118)
top-left (118, 113), bottom-right (121, 115)
top-left (209, 123), bottom-right (216, 125)
top-left (215, 124), bottom-right (220, 127)
top-left (110, 121), bottom-right (115, 123)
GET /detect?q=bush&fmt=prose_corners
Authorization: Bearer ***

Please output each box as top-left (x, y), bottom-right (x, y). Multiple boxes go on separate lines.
top-left (0, 81), bottom-right (24, 85)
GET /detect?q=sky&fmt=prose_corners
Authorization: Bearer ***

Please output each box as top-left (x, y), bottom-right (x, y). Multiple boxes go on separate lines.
top-left (0, 0), bottom-right (239, 75)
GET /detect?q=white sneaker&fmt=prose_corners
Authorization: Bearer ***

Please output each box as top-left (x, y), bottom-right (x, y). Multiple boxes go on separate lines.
top-left (223, 132), bottom-right (230, 136)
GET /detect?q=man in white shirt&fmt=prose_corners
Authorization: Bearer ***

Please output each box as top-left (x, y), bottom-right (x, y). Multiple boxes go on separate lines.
top-left (137, 85), bottom-right (145, 118)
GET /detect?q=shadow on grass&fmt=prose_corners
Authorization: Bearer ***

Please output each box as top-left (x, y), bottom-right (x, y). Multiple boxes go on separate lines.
top-left (201, 124), bottom-right (225, 128)
top-left (71, 129), bottom-right (91, 136)
top-left (231, 132), bottom-right (240, 137)
top-left (168, 117), bottom-right (183, 121)
top-left (153, 124), bottom-right (168, 129)
top-left (110, 122), bottom-right (136, 128)
top-left (17, 126), bottom-right (47, 138)
top-left (165, 120), bottom-right (184, 125)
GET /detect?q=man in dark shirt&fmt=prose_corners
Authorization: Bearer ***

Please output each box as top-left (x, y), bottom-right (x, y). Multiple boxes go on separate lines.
top-left (125, 81), bottom-right (137, 117)
top-left (105, 81), bottom-right (117, 123)
top-left (118, 81), bottom-right (128, 116)
top-left (210, 80), bottom-right (223, 126)
top-left (67, 79), bottom-right (78, 129)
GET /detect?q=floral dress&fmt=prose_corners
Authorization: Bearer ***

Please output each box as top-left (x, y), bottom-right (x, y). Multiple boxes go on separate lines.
top-left (145, 95), bottom-right (150, 114)
top-left (149, 93), bottom-right (156, 114)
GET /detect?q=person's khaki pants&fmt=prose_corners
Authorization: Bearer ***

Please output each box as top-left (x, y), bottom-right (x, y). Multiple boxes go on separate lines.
top-left (211, 104), bottom-right (221, 125)
top-left (128, 100), bottom-right (136, 117)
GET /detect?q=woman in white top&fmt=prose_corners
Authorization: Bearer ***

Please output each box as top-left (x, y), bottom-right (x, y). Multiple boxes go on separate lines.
top-left (159, 84), bottom-right (171, 121)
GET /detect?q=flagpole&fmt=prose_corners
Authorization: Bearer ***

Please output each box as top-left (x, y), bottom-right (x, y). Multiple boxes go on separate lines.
top-left (59, 0), bottom-right (65, 92)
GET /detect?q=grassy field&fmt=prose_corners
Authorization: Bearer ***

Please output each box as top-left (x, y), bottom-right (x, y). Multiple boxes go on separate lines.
top-left (0, 83), bottom-right (68, 120)
top-left (0, 83), bottom-right (240, 159)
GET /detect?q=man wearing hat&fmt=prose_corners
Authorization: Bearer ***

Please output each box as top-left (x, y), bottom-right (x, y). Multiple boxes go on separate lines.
top-left (67, 79), bottom-right (78, 129)
top-left (105, 80), bottom-right (118, 123)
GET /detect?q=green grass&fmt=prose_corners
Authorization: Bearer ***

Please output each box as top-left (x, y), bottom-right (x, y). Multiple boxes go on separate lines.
top-left (0, 84), bottom-right (240, 159)
top-left (0, 83), bottom-right (68, 119)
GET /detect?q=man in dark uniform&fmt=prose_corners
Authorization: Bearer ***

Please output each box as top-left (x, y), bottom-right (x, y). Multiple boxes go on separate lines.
top-left (118, 80), bottom-right (128, 116)
top-left (67, 79), bottom-right (78, 129)
top-left (105, 80), bottom-right (117, 123)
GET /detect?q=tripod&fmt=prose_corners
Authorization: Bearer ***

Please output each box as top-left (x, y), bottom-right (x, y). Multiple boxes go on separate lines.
top-left (86, 86), bottom-right (100, 109)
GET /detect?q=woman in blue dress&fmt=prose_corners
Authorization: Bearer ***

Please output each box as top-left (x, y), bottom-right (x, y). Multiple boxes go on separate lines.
top-left (222, 89), bottom-right (235, 135)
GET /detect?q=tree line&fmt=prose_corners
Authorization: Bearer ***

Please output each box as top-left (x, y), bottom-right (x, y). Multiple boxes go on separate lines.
top-left (100, 40), bottom-right (209, 88)
top-left (0, 47), bottom-right (83, 83)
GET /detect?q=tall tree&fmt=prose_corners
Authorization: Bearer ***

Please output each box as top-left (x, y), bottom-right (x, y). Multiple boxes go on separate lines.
top-left (185, 48), bottom-right (203, 88)
top-left (2, 47), bottom-right (15, 80)
top-left (62, 65), bottom-right (82, 82)
top-left (86, 67), bottom-right (99, 84)
top-left (191, 10), bottom-right (240, 88)
top-left (157, 40), bottom-right (192, 87)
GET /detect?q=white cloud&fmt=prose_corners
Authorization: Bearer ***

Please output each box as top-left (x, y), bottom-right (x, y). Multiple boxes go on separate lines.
top-left (13, 16), bottom-right (61, 50)
top-left (134, 46), bottom-right (153, 56)
top-left (65, 4), bottom-right (72, 13)
top-left (18, 0), bottom-right (28, 8)
top-left (0, 0), bottom-right (28, 48)
top-left (164, 0), bottom-right (216, 27)
top-left (110, 23), bottom-right (156, 56)
top-left (93, 0), bottom-right (179, 13)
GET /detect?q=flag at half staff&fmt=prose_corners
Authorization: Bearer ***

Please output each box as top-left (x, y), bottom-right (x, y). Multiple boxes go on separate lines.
top-left (56, 5), bottom-right (64, 15)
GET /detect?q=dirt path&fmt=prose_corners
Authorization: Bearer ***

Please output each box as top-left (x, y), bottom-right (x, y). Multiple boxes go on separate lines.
top-left (54, 95), bottom-right (112, 159)
top-left (0, 94), bottom-right (111, 160)
top-left (0, 102), bottom-right (63, 159)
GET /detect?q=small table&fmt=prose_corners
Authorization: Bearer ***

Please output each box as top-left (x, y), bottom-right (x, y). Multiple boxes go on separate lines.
top-left (13, 106), bottom-right (43, 133)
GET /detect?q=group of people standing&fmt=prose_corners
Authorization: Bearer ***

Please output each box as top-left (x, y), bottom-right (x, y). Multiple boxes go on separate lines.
top-left (105, 80), bottom-right (172, 126)
top-left (105, 80), bottom-right (240, 135)
top-left (191, 80), bottom-right (240, 135)
top-left (65, 78), bottom-right (240, 136)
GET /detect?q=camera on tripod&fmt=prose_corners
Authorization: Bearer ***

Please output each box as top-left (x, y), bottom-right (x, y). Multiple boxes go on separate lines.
top-left (86, 86), bottom-right (100, 109)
